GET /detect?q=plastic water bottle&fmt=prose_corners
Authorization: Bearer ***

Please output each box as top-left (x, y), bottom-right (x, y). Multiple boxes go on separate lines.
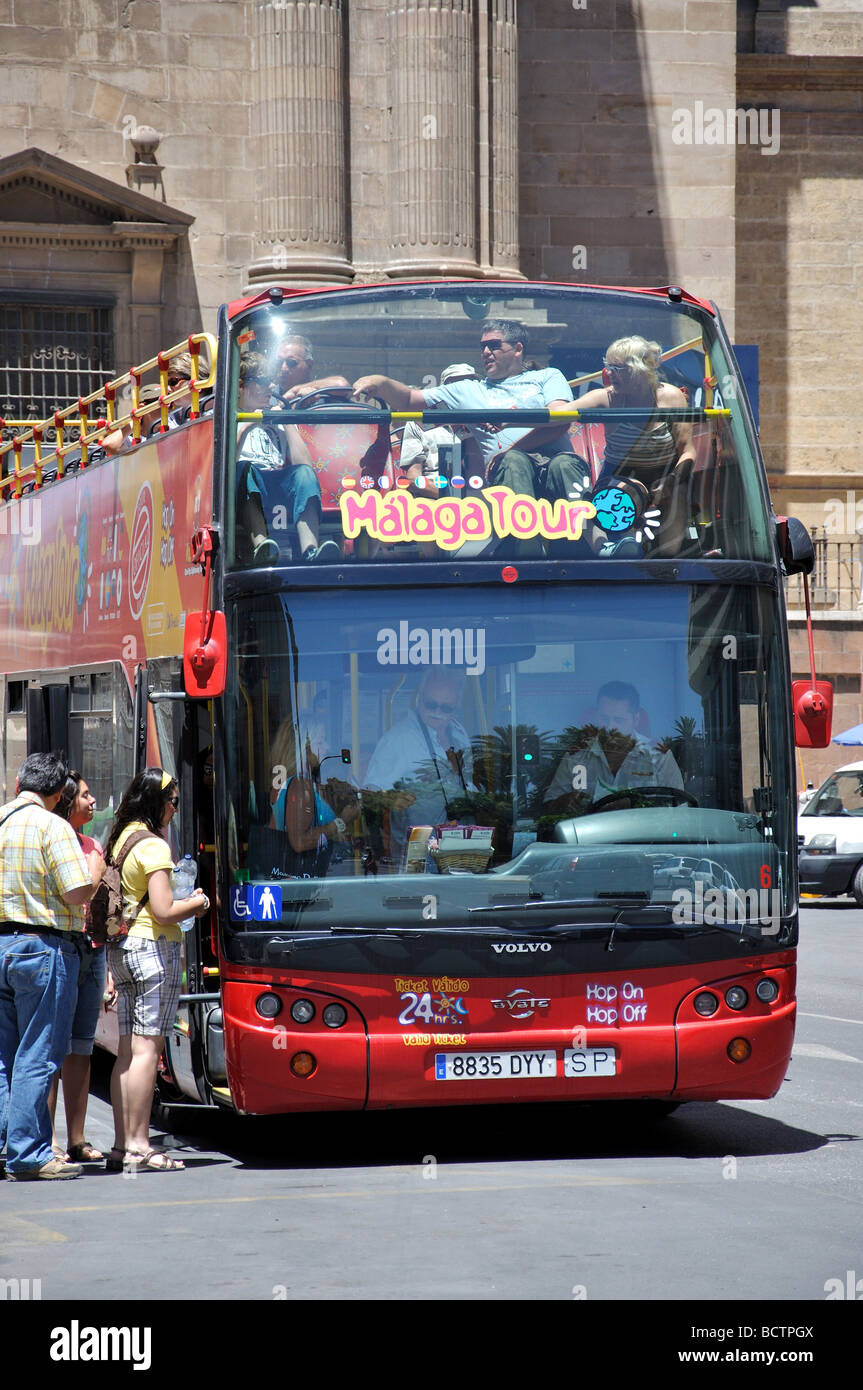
top-left (172, 854), bottom-right (197, 933)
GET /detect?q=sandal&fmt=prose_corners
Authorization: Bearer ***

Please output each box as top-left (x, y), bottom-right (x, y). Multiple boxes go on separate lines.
top-left (104, 1147), bottom-right (126, 1173)
top-left (67, 1141), bottom-right (103, 1163)
top-left (125, 1149), bottom-right (185, 1172)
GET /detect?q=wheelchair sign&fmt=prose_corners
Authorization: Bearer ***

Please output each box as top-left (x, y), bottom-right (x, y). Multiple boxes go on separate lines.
top-left (230, 884), bottom-right (282, 922)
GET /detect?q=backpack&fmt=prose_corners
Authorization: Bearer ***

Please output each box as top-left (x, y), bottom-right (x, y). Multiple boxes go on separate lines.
top-left (88, 829), bottom-right (159, 945)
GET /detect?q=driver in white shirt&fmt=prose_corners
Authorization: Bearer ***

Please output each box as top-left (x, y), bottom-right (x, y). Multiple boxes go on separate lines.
top-left (364, 669), bottom-right (478, 865)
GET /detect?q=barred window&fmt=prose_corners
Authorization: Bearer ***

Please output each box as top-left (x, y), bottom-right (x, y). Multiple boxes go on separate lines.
top-left (0, 295), bottom-right (115, 434)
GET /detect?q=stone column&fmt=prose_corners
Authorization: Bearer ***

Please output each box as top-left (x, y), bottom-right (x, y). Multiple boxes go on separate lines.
top-left (247, 0), bottom-right (353, 288)
top-left (485, 0), bottom-right (519, 275)
top-left (384, 0), bottom-right (481, 278)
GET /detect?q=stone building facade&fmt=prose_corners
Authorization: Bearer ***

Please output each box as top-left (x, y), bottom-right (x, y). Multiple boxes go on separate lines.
top-left (0, 0), bottom-right (860, 780)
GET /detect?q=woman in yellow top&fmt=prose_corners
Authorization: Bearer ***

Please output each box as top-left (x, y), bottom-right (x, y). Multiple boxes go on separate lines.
top-left (105, 768), bottom-right (209, 1172)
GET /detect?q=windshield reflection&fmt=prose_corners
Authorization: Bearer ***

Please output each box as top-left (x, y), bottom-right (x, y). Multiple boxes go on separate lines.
top-left (224, 583), bottom-right (792, 932)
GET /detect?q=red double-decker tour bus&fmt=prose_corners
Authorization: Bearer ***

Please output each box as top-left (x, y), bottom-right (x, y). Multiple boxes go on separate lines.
top-left (0, 281), bottom-right (827, 1117)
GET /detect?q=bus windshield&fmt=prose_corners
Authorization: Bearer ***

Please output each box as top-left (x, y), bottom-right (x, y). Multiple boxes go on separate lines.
top-left (225, 580), bottom-right (794, 933)
top-left (224, 284), bottom-right (772, 569)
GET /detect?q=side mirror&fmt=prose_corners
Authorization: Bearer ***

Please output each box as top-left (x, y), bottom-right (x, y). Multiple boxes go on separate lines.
top-left (184, 610), bottom-right (227, 698)
top-left (776, 516), bottom-right (815, 576)
top-left (792, 679), bottom-right (833, 748)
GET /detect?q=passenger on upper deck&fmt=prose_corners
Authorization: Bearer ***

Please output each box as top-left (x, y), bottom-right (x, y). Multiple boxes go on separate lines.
top-left (273, 334), bottom-right (349, 407)
top-left (577, 336), bottom-right (696, 558)
top-left (352, 320), bottom-right (588, 553)
top-left (235, 348), bottom-right (340, 565)
top-left (102, 384), bottom-right (165, 455)
top-left (398, 363), bottom-right (477, 493)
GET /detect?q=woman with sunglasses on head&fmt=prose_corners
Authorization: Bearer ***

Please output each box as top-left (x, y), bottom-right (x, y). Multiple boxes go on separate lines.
top-left (104, 768), bottom-right (209, 1173)
top-left (576, 335), bottom-right (697, 558)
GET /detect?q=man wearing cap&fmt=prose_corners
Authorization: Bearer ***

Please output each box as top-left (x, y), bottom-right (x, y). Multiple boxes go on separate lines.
top-left (353, 320), bottom-right (588, 539)
top-left (102, 384), bottom-right (165, 455)
top-left (399, 363), bottom-right (477, 491)
top-left (0, 752), bottom-right (104, 1180)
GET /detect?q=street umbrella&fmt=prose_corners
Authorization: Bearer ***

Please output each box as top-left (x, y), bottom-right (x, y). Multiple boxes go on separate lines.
top-left (832, 724), bottom-right (863, 745)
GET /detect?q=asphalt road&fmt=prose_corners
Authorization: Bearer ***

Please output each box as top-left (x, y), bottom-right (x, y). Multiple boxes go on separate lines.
top-left (2, 905), bottom-right (860, 1326)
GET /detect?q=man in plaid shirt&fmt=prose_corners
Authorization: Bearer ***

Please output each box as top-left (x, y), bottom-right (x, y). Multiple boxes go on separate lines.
top-left (0, 752), bottom-right (103, 1180)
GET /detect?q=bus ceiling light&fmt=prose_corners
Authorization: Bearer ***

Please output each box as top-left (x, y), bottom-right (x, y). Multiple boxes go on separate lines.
top-left (667, 286), bottom-right (683, 303)
top-left (291, 1052), bottom-right (317, 1078)
top-left (255, 992), bottom-right (282, 1019)
top-left (755, 978), bottom-right (779, 1003)
top-left (268, 287), bottom-right (284, 306)
top-left (291, 998), bottom-right (315, 1024)
top-left (725, 985), bottom-right (749, 1011)
top-left (322, 1003), bottom-right (348, 1028)
top-left (727, 1038), bottom-right (751, 1064)
top-left (694, 991), bottom-right (719, 1016)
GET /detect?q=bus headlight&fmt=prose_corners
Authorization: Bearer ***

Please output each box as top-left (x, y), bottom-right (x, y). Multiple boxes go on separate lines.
top-left (806, 835), bottom-right (836, 855)
top-left (322, 1003), bottom-right (348, 1028)
top-left (755, 978), bottom-right (779, 1003)
top-left (255, 992), bottom-right (282, 1019)
top-left (694, 991), bottom-right (719, 1016)
top-left (725, 986), bottom-right (748, 1011)
top-left (290, 999), bottom-right (315, 1024)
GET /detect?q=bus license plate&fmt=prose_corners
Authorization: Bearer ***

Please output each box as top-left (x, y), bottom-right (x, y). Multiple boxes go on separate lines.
top-left (563, 1048), bottom-right (617, 1077)
top-left (434, 1050), bottom-right (556, 1080)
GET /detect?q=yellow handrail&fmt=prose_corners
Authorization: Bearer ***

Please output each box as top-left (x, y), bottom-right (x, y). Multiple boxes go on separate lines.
top-left (0, 332), bottom-right (218, 499)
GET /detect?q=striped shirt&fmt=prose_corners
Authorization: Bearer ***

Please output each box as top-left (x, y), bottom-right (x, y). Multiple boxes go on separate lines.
top-left (0, 792), bottom-right (91, 934)
top-left (601, 415), bottom-right (677, 478)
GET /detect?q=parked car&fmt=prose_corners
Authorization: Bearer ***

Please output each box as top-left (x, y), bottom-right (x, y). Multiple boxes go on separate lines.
top-left (798, 759), bottom-right (863, 904)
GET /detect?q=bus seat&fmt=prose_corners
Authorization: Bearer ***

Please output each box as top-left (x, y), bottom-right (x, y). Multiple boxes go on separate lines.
top-left (568, 421), bottom-right (606, 485)
top-left (297, 418), bottom-right (394, 511)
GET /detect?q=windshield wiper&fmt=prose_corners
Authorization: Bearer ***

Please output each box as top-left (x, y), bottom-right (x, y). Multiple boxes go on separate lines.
top-left (469, 896), bottom-right (655, 915)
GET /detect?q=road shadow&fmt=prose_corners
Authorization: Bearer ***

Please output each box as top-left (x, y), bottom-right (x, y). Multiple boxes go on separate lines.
top-left (143, 1095), bottom-right (844, 1175)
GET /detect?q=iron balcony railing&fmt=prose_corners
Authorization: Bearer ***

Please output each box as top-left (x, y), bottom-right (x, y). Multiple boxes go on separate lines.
top-left (784, 530), bottom-right (863, 613)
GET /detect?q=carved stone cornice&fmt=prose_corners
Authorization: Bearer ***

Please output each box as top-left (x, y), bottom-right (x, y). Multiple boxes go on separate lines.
top-left (0, 222), bottom-right (185, 252)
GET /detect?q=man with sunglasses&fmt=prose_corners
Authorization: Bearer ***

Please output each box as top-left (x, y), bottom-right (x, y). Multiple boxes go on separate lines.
top-left (353, 320), bottom-right (587, 552)
top-left (363, 670), bottom-right (477, 868)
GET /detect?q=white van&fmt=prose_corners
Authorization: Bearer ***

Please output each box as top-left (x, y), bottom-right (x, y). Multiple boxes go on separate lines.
top-left (798, 759), bottom-right (863, 904)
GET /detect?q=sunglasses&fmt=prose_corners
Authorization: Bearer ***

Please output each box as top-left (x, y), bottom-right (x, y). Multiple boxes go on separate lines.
top-left (279, 357), bottom-right (304, 371)
top-left (480, 339), bottom-right (507, 353)
top-left (423, 699), bottom-right (457, 715)
top-left (167, 796), bottom-right (180, 807)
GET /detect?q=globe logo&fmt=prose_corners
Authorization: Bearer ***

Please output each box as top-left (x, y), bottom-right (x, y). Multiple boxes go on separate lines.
top-left (591, 486), bottom-right (637, 534)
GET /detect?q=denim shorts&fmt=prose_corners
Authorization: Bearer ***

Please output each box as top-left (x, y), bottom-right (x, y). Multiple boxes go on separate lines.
top-left (67, 941), bottom-right (107, 1056)
top-left (107, 935), bottom-right (183, 1037)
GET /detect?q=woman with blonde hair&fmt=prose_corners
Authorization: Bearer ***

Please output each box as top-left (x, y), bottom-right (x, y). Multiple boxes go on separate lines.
top-left (578, 334), bottom-right (696, 557)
